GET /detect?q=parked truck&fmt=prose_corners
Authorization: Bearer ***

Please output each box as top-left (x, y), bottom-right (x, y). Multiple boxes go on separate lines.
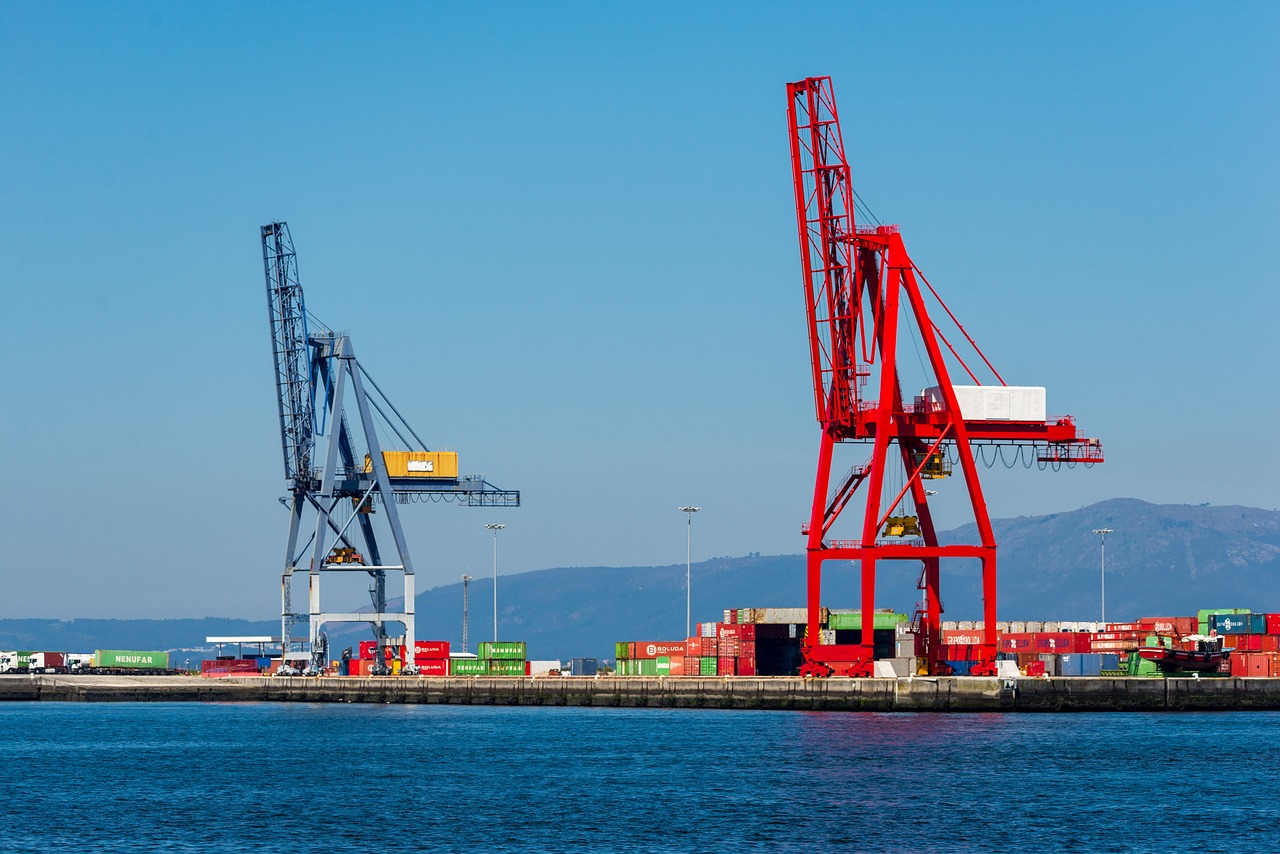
top-left (27, 652), bottom-right (67, 674)
top-left (0, 651), bottom-right (33, 673)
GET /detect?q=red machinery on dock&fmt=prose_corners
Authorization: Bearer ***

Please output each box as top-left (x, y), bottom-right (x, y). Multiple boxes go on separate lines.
top-left (785, 77), bottom-right (1103, 677)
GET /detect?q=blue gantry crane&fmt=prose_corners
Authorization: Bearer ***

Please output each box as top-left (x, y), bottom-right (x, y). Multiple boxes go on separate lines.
top-left (262, 221), bottom-right (519, 675)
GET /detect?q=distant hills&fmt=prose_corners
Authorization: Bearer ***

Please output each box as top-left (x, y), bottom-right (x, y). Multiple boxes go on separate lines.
top-left (3, 499), bottom-right (1277, 662)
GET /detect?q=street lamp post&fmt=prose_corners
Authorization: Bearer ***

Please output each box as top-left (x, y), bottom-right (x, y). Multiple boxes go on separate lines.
top-left (679, 507), bottom-right (700, 637)
top-left (485, 524), bottom-right (505, 644)
top-left (1092, 528), bottom-right (1113, 625)
top-left (461, 573), bottom-right (472, 654)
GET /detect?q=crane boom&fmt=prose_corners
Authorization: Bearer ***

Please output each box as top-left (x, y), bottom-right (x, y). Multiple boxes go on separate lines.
top-left (262, 222), bottom-right (316, 489)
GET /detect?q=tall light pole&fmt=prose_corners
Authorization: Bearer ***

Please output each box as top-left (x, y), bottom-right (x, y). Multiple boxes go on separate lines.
top-left (461, 573), bottom-right (472, 653)
top-left (1092, 528), bottom-right (1113, 625)
top-left (679, 506), bottom-right (700, 637)
top-left (485, 524), bottom-right (505, 644)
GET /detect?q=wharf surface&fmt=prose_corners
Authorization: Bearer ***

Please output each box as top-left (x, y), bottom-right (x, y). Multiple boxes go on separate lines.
top-left (4, 674), bottom-right (1280, 711)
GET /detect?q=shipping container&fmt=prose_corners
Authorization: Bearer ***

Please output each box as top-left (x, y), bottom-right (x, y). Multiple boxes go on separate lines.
top-left (945, 660), bottom-right (976, 676)
top-left (998, 634), bottom-right (1033, 651)
top-left (1266, 614), bottom-right (1280, 636)
top-left (528, 660), bottom-right (562, 676)
top-left (478, 641), bottom-right (526, 660)
top-left (449, 658), bottom-right (489, 676)
top-left (414, 659), bottom-right (449, 677)
top-left (699, 623), bottom-right (717, 638)
top-left (93, 650), bottom-right (170, 670)
top-left (716, 657), bottom-right (737, 676)
top-left (413, 641), bottom-right (450, 660)
top-left (699, 656), bottom-right (717, 676)
top-left (667, 656), bottom-right (686, 676)
top-left (941, 631), bottom-right (984, 646)
top-left (628, 641), bottom-right (687, 660)
top-left (1024, 660), bottom-right (1045, 677)
top-left (718, 636), bottom-right (741, 657)
top-left (570, 658), bottom-right (598, 677)
top-left (1137, 616), bottom-right (1193, 636)
top-left (1210, 614), bottom-right (1251, 635)
top-left (737, 656), bottom-right (757, 676)
top-left (363, 450), bottom-right (459, 479)
top-left (1033, 633), bottom-right (1077, 653)
top-left (615, 642), bottom-right (630, 660)
top-left (747, 607), bottom-right (818, 625)
top-left (486, 659), bottom-right (524, 676)
top-left (200, 659), bottom-right (259, 677)
top-left (717, 624), bottom-right (757, 641)
top-left (828, 611), bottom-right (907, 631)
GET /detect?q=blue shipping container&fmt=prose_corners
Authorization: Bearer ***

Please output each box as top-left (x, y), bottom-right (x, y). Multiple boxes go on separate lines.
top-left (1210, 614), bottom-right (1250, 634)
top-left (945, 660), bottom-right (975, 676)
top-left (570, 658), bottom-right (598, 677)
top-left (1248, 614), bottom-right (1267, 635)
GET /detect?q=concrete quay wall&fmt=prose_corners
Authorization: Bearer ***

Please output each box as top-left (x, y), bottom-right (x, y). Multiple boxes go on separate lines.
top-left (5, 674), bottom-right (1280, 711)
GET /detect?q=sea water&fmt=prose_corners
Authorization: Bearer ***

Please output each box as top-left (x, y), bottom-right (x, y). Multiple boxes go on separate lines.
top-left (1, 702), bottom-right (1276, 852)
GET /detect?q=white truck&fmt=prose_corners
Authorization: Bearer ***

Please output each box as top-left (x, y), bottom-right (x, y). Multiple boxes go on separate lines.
top-left (0, 651), bottom-right (31, 673)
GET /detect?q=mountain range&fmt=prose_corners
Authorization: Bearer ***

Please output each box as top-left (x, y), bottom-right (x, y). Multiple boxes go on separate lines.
top-left (3, 499), bottom-right (1276, 662)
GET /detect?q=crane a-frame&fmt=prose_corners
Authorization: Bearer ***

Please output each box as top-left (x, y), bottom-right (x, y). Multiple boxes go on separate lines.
top-left (786, 78), bottom-right (1103, 677)
top-left (262, 222), bottom-right (518, 675)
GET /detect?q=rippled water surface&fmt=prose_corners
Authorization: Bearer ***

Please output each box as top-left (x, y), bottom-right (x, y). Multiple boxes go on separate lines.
top-left (1, 702), bottom-right (1276, 852)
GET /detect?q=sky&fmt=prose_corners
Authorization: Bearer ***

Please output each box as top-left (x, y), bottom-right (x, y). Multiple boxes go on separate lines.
top-left (1, 3), bottom-right (1277, 620)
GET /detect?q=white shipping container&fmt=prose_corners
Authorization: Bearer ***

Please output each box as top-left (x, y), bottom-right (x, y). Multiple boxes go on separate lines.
top-left (923, 385), bottom-right (1046, 422)
top-left (752, 608), bottom-right (812, 625)
top-left (527, 660), bottom-right (562, 676)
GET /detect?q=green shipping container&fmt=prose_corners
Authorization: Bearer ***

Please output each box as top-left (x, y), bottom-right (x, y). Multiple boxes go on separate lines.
top-left (828, 611), bottom-right (907, 631)
top-left (656, 656), bottom-right (670, 675)
top-left (487, 659), bottom-right (525, 676)
top-left (449, 658), bottom-right (489, 676)
top-left (637, 659), bottom-right (659, 676)
top-left (478, 641), bottom-right (527, 660)
top-left (94, 650), bottom-right (169, 669)
top-left (615, 642), bottom-right (630, 660)
top-left (699, 656), bottom-right (717, 676)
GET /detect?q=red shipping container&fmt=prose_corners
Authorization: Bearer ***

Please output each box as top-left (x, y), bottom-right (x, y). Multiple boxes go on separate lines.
top-left (1024, 660), bottom-right (1046, 677)
top-left (667, 656), bottom-right (686, 676)
top-left (414, 659), bottom-right (449, 677)
top-left (740, 640), bottom-right (756, 658)
top-left (737, 656), bottom-right (757, 676)
top-left (1267, 614), bottom-right (1280, 635)
top-left (525, 661), bottom-right (531, 676)
top-left (998, 634), bottom-right (1033, 652)
top-left (1034, 633), bottom-right (1076, 653)
top-left (717, 624), bottom-right (757, 640)
top-left (1139, 617), bottom-right (1196, 636)
top-left (413, 641), bottom-right (450, 660)
top-left (1230, 654), bottom-right (1247, 677)
top-left (1105, 623), bottom-right (1141, 632)
top-left (1244, 654), bottom-right (1270, 677)
top-left (718, 637), bottom-right (741, 657)
top-left (942, 630), bottom-right (984, 646)
top-left (358, 642), bottom-right (407, 661)
top-left (684, 637), bottom-right (700, 658)
top-left (698, 637), bottom-right (719, 658)
top-left (717, 656), bottom-right (737, 676)
top-left (632, 641), bottom-right (688, 659)
top-left (1261, 635), bottom-right (1279, 653)
top-left (1241, 635), bottom-right (1263, 652)
top-left (941, 644), bottom-right (981, 660)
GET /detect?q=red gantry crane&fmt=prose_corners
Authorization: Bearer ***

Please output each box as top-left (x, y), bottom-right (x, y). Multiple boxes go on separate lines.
top-left (786, 77), bottom-right (1103, 677)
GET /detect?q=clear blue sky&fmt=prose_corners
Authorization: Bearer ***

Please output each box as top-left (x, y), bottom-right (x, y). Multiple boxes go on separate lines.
top-left (2, 3), bottom-right (1276, 619)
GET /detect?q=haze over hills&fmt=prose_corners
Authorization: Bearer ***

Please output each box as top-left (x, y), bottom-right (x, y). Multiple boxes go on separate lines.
top-left (3, 500), bottom-right (1277, 661)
